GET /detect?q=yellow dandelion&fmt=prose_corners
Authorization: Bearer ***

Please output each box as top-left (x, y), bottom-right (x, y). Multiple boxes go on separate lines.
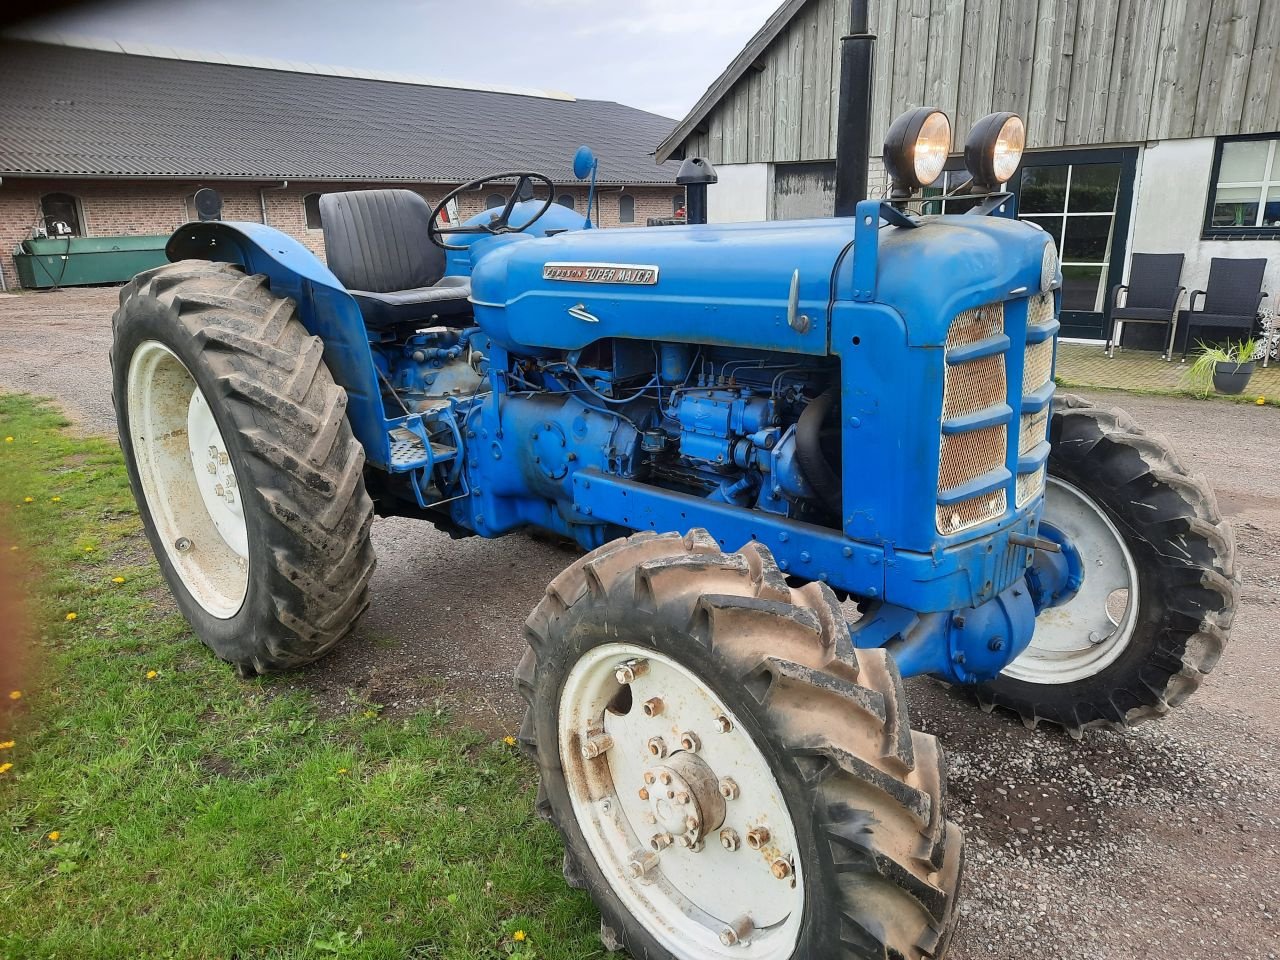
top-left (83, 546), bottom-right (94, 552)
top-left (0, 762), bottom-right (12, 775)
top-left (146, 670), bottom-right (158, 680)
top-left (0, 741), bottom-right (13, 750)
top-left (4, 436), bottom-right (12, 443)
top-left (50, 496), bottom-right (61, 503)
top-left (513, 930), bottom-right (527, 942)
top-left (8, 690), bottom-right (22, 701)
top-left (1257, 396), bottom-right (1267, 405)
top-left (112, 576), bottom-right (126, 584)
top-left (363, 709), bottom-right (376, 718)
top-left (22, 497), bottom-right (33, 504)
top-left (65, 612), bottom-right (77, 622)
top-left (339, 851), bottom-right (350, 860)
top-left (337, 767), bottom-right (349, 775)
top-left (503, 736), bottom-right (517, 747)
top-left (47, 831), bottom-right (60, 842)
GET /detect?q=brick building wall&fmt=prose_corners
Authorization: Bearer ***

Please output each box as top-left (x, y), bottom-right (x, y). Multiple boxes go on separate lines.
top-left (0, 177), bottom-right (686, 288)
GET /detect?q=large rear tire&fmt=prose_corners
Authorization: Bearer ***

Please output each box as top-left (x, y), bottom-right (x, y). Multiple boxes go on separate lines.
top-left (977, 394), bottom-right (1238, 734)
top-left (111, 260), bottom-right (375, 674)
top-left (517, 530), bottom-right (963, 960)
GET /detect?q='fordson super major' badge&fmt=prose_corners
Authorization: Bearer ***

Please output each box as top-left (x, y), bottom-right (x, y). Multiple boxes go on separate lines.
top-left (542, 262), bottom-right (659, 284)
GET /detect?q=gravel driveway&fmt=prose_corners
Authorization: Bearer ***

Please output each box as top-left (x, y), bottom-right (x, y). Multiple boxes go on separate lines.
top-left (2, 286), bottom-right (1278, 959)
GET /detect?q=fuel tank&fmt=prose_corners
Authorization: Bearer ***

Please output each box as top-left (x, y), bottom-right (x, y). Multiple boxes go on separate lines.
top-left (467, 218), bottom-right (855, 356)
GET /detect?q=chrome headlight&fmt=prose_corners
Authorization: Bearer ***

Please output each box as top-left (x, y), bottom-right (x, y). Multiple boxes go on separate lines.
top-left (883, 108), bottom-right (952, 198)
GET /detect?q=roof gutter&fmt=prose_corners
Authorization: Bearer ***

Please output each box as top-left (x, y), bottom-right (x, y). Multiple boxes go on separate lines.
top-left (259, 180), bottom-right (288, 225)
top-left (0, 172), bottom-right (680, 187)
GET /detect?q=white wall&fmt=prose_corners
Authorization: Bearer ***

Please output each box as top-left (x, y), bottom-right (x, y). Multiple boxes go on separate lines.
top-left (1129, 137), bottom-right (1280, 301)
top-left (706, 163), bottom-right (770, 223)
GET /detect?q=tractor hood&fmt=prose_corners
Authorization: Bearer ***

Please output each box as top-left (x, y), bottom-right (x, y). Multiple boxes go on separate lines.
top-left (468, 219), bottom-right (855, 356)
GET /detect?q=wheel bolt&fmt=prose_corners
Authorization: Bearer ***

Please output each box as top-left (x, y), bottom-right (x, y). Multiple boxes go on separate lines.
top-left (720, 828), bottom-right (741, 851)
top-left (174, 537), bottom-right (193, 552)
top-left (679, 731), bottom-right (701, 753)
top-left (627, 851), bottom-right (660, 879)
top-left (647, 737), bottom-right (668, 758)
top-left (642, 697), bottom-right (664, 717)
top-left (715, 714), bottom-right (732, 734)
top-left (580, 734), bottom-right (614, 759)
top-left (685, 815), bottom-right (700, 832)
top-left (746, 826), bottom-right (771, 850)
top-left (650, 833), bottom-right (673, 851)
top-left (719, 915), bottom-right (754, 946)
top-left (643, 770), bottom-right (656, 785)
top-left (615, 659), bottom-right (649, 685)
top-left (771, 857), bottom-right (792, 880)
top-left (658, 771), bottom-right (672, 785)
top-left (637, 787), bottom-right (650, 801)
top-left (206, 462), bottom-right (217, 475)
top-left (718, 777), bottom-right (739, 800)
top-left (675, 790), bottom-right (690, 804)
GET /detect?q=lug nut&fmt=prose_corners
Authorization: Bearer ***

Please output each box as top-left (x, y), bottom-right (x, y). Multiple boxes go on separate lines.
top-left (626, 851), bottom-right (660, 879)
top-left (615, 659), bottom-right (649, 685)
top-left (647, 737), bottom-right (668, 759)
top-left (174, 537), bottom-right (192, 552)
top-left (720, 828), bottom-right (741, 851)
top-left (643, 770), bottom-right (656, 785)
top-left (771, 857), bottom-right (792, 880)
top-left (206, 462), bottom-right (217, 475)
top-left (674, 790), bottom-right (690, 804)
top-left (746, 826), bottom-right (771, 850)
top-left (715, 714), bottom-right (732, 734)
top-left (719, 915), bottom-right (754, 946)
top-left (649, 833), bottom-right (673, 851)
top-left (580, 734), bottom-right (614, 759)
top-left (685, 815), bottom-right (700, 832)
top-left (642, 697), bottom-right (664, 717)
top-left (638, 787), bottom-right (650, 801)
top-left (718, 777), bottom-right (740, 800)
top-left (679, 731), bottom-right (701, 753)
top-left (658, 771), bottom-right (672, 786)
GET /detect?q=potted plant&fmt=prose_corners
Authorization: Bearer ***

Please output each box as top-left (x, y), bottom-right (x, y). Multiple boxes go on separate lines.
top-left (1184, 338), bottom-right (1258, 396)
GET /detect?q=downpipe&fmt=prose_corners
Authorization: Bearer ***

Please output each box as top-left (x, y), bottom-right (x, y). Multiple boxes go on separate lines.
top-left (259, 180), bottom-right (289, 225)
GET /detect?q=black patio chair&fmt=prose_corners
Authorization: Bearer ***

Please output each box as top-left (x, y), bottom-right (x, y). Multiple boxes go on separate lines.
top-left (1179, 257), bottom-right (1269, 360)
top-left (1105, 253), bottom-right (1185, 361)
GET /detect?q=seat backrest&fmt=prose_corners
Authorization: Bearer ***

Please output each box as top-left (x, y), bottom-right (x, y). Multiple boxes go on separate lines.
top-left (320, 189), bottom-right (445, 293)
top-left (1203, 257), bottom-right (1267, 316)
top-left (1125, 253), bottom-right (1184, 309)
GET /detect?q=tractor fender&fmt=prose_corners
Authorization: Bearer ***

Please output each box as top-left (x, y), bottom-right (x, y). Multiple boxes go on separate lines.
top-left (165, 221), bottom-right (387, 463)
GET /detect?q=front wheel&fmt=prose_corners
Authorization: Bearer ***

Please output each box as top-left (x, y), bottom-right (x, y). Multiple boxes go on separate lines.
top-left (517, 530), bottom-right (962, 960)
top-left (978, 394), bottom-right (1238, 734)
top-left (111, 260), bottom-right (376, 674)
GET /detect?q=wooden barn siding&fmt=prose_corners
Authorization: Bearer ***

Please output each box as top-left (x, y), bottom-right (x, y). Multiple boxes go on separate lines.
top-left (682, 0), bottom-right (1280, 165)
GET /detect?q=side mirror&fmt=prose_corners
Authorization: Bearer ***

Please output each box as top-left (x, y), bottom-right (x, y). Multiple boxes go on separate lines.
top-left (573, 145), bottom-right (597, 180)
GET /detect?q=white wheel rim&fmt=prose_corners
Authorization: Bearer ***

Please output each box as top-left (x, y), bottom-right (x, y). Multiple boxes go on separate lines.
top-left (1004, 477), bottom-right (1140, 685)
top-left (559, 643), bottom-right (804, 959)
top-left (126, 341), bottom-right (249, 619)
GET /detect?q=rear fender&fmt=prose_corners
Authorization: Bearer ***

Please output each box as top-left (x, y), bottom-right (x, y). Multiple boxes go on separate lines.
top-left (165, 221), bottom-right (412, 470)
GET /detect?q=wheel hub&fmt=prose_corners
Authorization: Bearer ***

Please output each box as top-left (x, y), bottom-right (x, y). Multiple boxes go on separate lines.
top-left (643, 752), bottom-right (726, 849)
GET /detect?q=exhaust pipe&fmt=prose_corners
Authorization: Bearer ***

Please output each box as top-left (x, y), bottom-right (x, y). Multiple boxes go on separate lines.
top-left (833, 0), bottom-right (874, 217)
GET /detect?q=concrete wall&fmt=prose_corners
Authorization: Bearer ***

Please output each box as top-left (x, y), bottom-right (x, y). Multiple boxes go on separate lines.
top-left (1128, 137), bottom-right (1280, 301)
top-left (0, 178), bottom-right (683, 288)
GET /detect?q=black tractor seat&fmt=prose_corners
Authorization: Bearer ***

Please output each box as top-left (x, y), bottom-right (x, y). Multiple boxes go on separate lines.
top-left (319, 189), bottom-right (472, 329)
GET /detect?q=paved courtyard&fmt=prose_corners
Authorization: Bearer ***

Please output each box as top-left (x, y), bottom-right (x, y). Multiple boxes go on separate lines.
top-left (1, 285), bottom-right (1279, 959)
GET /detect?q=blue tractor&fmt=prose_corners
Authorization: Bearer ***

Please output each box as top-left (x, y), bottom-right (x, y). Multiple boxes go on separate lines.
top-left (109, 26), bottom-right (1236, 960)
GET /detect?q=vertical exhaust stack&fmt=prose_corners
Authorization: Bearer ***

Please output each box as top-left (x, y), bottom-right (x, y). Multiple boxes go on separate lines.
top-left (833, 0), bottom-right (874, 217)
top-left (676, 157), bottom-right (718, 225)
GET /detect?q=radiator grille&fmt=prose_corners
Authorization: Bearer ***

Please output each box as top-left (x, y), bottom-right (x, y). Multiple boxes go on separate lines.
top-left (937, 303), bottom-right (1008, 534)
top-left (1017, 305), bottom-right (1056, 507)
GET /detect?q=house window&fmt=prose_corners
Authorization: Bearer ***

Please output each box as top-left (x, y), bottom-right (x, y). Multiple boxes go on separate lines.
top-left (40, 193), bottom-right (83, 237)
top-left (618, 194), bottom-right (635, 223)
top-left (1205, 135), bottom-right (1280, 237)
top-left (556, 194), bottom-right (576, 210)
top-left (303, 193), bottom-right (322, 230)
top-left (484, 193), bottom-right (507, 210)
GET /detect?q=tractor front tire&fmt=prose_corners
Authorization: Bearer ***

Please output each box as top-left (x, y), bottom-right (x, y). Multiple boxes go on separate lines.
top-left (978, 394), bottom-right (1238, 734)
top-left (111, 259), bottom-right (375, 674)
top-left (517, 530), bottom-right (963, 960)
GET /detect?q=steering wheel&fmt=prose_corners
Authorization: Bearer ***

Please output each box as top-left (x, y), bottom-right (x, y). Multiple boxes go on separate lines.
top-left (428, 171), bottom-right (556, 250)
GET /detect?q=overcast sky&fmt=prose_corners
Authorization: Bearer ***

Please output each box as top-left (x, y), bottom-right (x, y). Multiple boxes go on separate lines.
top-left (26, 0), bottom-right (781, 119)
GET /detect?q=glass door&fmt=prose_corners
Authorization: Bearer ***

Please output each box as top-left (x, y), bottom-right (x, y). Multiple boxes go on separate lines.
top-left (1011, 149), bottom-right (1138, 340)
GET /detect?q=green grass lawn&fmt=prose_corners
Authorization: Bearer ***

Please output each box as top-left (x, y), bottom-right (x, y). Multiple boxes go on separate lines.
top-left (0, 394), bottom-right (611, 960)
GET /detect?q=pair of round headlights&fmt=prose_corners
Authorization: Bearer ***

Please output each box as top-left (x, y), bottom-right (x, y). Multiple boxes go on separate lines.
top-left (883, 108), bottom-right (1026, 198)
